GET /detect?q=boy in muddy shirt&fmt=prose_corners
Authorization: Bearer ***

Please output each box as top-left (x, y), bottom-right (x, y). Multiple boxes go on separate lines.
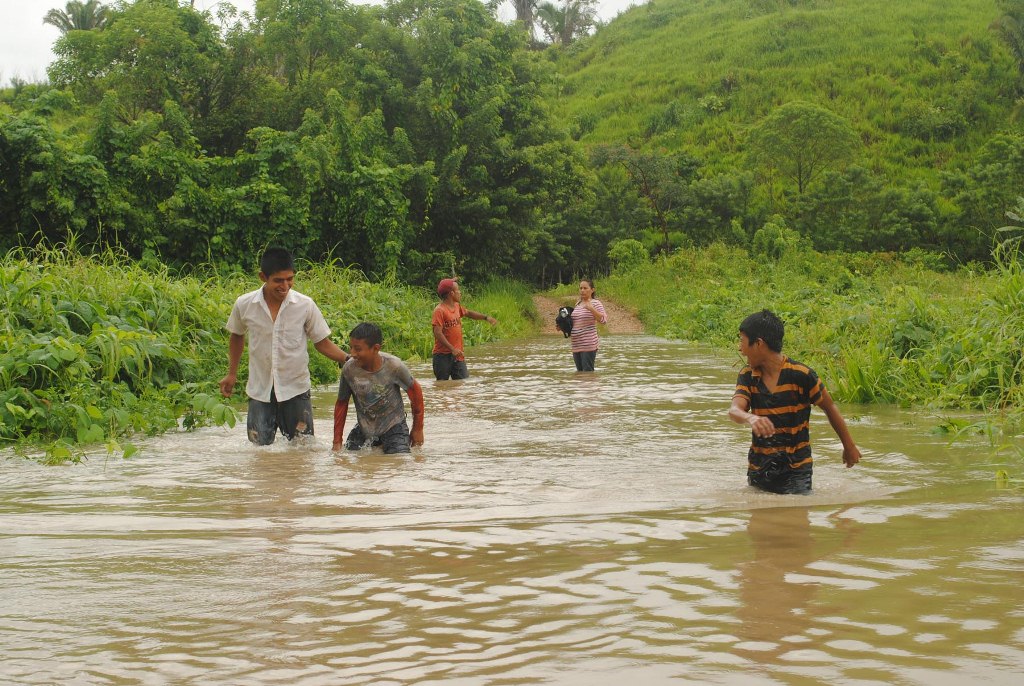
top-left (333, 322), bottom-right (424, 454)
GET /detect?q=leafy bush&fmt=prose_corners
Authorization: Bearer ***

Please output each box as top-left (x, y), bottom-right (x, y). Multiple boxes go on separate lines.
top-left (608, 239), bottom-right (649, 273)
top-left (751, 216), bottom-right (803, 259)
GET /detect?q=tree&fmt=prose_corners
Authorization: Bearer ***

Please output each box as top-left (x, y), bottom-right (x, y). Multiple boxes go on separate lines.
top-left (992, 0), bottom-right (1024, 76)
top-left (591, 145), bottom-right (698, 255)
top-left (43, 0), bottom-right (110, 34)
top-left (510, 0), bottom-right (537, 41)
top-left (535, 0), bottom-right (597, 45)
top-left (748, 100), bottom-right (860, 196)
top-left (0, 112), bottom-right (113, 250)
top-left (49, 0), bottom-right (225, 120)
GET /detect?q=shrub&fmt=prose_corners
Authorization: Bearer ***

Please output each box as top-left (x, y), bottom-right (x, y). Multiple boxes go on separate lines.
top-left (751, 216), bottom-right (803, 259)
top-left (608, 238), bottom-right (649, 273)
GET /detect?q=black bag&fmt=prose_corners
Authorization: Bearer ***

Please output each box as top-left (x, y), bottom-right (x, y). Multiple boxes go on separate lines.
top-left (555, 306), bottom-right (574, 337)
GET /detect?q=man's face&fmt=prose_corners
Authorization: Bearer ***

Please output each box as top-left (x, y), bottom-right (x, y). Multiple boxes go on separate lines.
top-left (259, 269), bottom-right (295, 304)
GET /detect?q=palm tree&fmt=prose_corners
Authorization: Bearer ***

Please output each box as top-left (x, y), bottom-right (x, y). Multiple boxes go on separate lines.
top-left (42, 0), bottom-right (110, 34)
top-left (993, 1), bottom-right (1024, 76)
top-left (535, 2), bottom-right (565, 44)
top-left (536, 0), bottom-right (598, 45)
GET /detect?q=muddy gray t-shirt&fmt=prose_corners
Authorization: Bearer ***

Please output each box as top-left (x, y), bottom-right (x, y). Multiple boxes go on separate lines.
top-left (337, 353), bottom-right (415, 438)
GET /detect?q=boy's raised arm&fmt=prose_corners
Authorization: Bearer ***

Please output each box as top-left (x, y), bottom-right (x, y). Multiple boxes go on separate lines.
top-left (406, 381), bottom-right (425, 446)
top-left (466, 310), bottom-right (497, 325)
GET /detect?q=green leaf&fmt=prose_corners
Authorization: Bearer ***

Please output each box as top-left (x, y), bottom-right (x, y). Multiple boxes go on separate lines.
top-left (77, 423), bottom-right (105, 444)
top-left (49, 445), bottom-right (73, 462)
top-left (57, 347), bottom-right (80, 361)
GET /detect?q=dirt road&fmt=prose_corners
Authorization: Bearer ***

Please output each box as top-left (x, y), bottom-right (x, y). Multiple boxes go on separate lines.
top-left (532, 294), bottom-right (645, 335)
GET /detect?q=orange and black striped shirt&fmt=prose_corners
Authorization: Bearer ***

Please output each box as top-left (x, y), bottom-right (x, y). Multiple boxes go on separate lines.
top-left (734, 357), bottom-right (824, 472)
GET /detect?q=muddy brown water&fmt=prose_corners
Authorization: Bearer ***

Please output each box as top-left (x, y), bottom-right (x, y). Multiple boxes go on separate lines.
top-left (1, 334), bottom-right (1022, 685)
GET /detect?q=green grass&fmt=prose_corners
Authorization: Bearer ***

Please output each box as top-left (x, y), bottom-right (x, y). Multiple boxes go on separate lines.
top-left (596, 243), bottom-right (1021, 410)
top-left (551, 0), bottom-right (1015, 183)
top-left (594, 241), bottom-right (1024, 475)
top-left (0, 247), bottom-right (535, 463)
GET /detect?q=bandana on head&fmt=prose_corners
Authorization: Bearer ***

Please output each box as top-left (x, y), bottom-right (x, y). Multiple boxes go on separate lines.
top-left (437, 278), bottom-right (457, 297)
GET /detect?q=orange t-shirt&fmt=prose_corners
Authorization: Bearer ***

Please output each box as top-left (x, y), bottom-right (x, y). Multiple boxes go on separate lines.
top-left (431, 302), bottom-right (468, 354)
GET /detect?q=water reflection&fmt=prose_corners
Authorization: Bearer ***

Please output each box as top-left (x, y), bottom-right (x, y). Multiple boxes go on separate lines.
top-left (736, 506), bottom-right (817, 656)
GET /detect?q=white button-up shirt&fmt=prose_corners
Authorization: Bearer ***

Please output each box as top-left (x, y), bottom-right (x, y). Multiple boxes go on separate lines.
top-left (225, 287), bottom-right (332, 403)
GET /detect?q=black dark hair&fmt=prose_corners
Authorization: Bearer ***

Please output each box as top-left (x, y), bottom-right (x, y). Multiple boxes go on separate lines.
top-left (739, 309), bottom-right (784, 352)
top-left (260, 247), bottom-right (294, 276)
top-left (349, 322), bottom-right (383, 347)
top-left (580, 277), bottom-right (596, 296)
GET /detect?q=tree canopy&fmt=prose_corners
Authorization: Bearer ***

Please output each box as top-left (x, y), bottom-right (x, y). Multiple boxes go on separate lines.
top-left (3, 0), bottom-right (1023, 281)
top-left (43, 0), bottom-right (111, 34)
top-left (748, 100), bottom-right (861, 196)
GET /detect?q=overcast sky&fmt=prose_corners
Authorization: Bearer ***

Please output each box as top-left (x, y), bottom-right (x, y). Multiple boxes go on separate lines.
top-left (1, 0), bottom-right (640, 87)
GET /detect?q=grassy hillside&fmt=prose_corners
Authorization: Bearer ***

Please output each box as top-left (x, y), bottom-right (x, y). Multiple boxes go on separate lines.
top-left (551, 0), bottom-right (1018, 182)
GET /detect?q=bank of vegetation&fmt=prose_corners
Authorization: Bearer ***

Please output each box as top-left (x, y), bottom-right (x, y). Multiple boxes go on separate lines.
top-left (0, 246), bottom-right (533, 462)
top-left (5, 0), bottom-right (1024, 282)
top-left (3, 0), bottom-right (1024, 467)
top-left (589, 227), bottom-right (1024, 476)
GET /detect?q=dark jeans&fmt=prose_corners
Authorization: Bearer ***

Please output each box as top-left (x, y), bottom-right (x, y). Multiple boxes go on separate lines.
top-left (747, 460), bottom-right (813, 495)
top-left (573, 350), bottom-right (597, 372)
top-left (433, 353), bottom-right (469, 380)
top-left (247, 389), bottom-right (314, 445)
top-left (345, 418), bottom-right (412, 454)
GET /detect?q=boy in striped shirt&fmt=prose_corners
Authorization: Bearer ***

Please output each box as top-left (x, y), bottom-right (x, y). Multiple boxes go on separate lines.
top-left (728, 309), bottom-right (860, 494)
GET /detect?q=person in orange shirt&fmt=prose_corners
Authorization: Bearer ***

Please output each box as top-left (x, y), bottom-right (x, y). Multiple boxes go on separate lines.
top-left (430, 278), bottom-right (497, 380)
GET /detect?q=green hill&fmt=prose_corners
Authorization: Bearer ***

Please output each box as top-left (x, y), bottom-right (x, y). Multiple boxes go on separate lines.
top-left (550, 0), bottom-right (1018, 182)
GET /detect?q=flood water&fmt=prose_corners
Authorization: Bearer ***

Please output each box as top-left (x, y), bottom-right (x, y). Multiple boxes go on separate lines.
top-left (1, 334), bottom-right (1022, 685)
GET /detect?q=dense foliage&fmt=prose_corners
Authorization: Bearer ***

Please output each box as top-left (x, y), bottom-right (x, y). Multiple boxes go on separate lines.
top-left (4, 0), bottom-right (1024, 283)
top-left (0, 245), bottom-right (534, 462)
top-left (2, 0), bottom-right (592, 284)
top-left (552, 0), bottom-right (1024, 262)
top-left (4, 0), bottom-right (1024, 466)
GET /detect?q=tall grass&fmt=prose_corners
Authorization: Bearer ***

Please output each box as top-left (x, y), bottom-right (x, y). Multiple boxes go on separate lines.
top-left (1, 248), bottom-right (535, 463)
top-left (597, 243), bottom-right (1021, 410)
top-left (597, 242), bottom-right (1024, 476)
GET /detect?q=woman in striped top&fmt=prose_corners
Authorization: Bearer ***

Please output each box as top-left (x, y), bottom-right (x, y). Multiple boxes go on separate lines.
top-left (569, 279), bottom-right (608, 372)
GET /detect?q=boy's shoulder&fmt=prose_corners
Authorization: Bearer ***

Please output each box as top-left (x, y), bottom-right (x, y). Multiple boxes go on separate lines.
top-left (782, 357), bottom-right (817, 377)
top-left (433, 301), bottom-right (465, 315)
top-left (285, 288), bottom-right (315, 305)
top-left (235, 286), bottom-right (264, 304)
top-left (381, 351), bottom-right (412, 371)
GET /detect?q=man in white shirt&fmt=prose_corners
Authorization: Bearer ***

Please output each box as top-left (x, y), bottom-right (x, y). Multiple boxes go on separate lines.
top-left (219, 248), bottom-right (349, 445)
